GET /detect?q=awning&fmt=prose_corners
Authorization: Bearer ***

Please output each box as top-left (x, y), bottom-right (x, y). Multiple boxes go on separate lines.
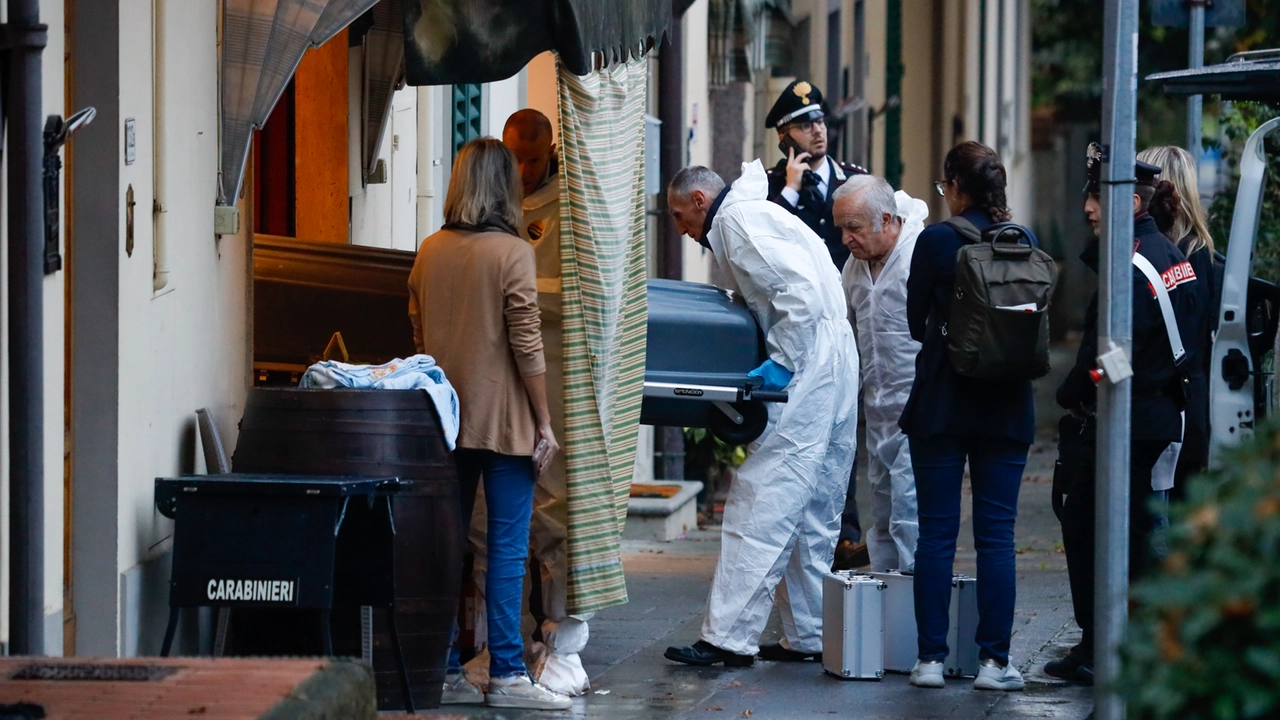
top-left (220, 0), bottom-right (382, 205)
top-left (402, 0), bottom-right (678, 85)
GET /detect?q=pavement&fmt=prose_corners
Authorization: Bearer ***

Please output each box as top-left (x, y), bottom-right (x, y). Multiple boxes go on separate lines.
top-left (411, 348), bottom-right (1094, 719)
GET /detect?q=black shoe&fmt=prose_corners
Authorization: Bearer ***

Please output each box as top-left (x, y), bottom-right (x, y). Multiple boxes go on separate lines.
top-left (665, 640), bottom-right (755, 667)
top-left (1044, 655), bottom-right (1094, 685)
top-left (757, 643), bottom-right (822, 662)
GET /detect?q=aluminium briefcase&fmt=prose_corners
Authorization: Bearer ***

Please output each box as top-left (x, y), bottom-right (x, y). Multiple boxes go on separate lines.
top-left (945, 574), bottom-right (980, 677)
top-left (869, 570), bottom-right (917, 673)
top-left (822, 571), bottom-right (885, 680)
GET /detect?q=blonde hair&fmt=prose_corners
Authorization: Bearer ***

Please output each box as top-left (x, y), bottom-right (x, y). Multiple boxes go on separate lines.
top-left (443, 138), bottom-right (523, 230)
top-left (1136, 146), bottom-right (1214, 255)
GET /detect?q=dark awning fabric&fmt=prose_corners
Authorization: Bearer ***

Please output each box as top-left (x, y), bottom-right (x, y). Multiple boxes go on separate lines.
top-left (402, 0), bottom-right (677, 85)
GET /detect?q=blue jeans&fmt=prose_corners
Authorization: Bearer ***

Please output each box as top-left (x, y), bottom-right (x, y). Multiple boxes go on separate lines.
top-left (910, 433), bottom-right (1028, 665)
top-left (448, 449), bottom-right (536, 678)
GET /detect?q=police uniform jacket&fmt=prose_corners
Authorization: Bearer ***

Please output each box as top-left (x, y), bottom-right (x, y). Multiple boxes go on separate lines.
top-left (898, 208), bottom-right (1038, 446)
top-left (1173, 237), bottom-right (1220, 468)
top-left (766, 157), bottom-right (867, 270)
top-left (1056, 213), bottom-right (1207, 444)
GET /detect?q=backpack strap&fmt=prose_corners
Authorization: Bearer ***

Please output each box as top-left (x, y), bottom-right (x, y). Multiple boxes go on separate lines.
top-left (1132, 252), bottom-right (1186, 365)
top-left (944, 216), bottom-right (982, 244)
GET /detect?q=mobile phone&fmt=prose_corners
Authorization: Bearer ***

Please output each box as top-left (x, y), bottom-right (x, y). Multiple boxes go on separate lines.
top-left (533, 438), bottom-right (553, 474)
top-left (779, 136), bottom-right (807, 159)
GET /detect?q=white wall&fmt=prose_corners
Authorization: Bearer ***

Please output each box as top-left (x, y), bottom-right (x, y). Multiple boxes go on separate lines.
top-left (113, 0), bottom-right (249, 654)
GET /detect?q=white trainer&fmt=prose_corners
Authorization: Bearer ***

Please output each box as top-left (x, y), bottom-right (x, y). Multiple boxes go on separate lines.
top-left (910, 660), bottom-right (946, 688)
top-left (974, 657), bottom-right (1025, 691)
top-left (486, 673), bottom-right (573, 710)
top-left (441, 670), bottom-right (484, 705)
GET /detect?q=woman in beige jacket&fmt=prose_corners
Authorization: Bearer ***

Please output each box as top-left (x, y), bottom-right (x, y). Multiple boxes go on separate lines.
top-left (408, 138), bottom-right (568, 711)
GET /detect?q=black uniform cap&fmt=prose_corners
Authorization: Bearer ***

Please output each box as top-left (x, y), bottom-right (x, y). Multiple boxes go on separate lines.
top-left (766, 80), bottom-right (825, 129)
top-left (1084, 141), bottom-right (1163, 193)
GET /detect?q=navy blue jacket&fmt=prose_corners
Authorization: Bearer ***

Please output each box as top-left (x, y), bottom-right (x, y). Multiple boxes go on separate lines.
top-left (1056, 214), bottom-right (1207, 444)
top-left (1175, 239), bottom-right (1219, 467)
top-left (765, 157), bottom-right (867, 271)
top-left (898, 209), bottom-right (1038, 445)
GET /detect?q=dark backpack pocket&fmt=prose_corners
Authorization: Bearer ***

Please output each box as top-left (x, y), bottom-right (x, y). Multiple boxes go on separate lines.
top-left (948, 304), bottom-right (1050, 380)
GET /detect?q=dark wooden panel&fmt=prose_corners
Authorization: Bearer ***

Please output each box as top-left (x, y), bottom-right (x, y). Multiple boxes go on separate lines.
top-left (253, 235), bottom-right (417, 367)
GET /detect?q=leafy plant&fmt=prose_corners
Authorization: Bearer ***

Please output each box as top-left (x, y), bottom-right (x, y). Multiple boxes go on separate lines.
top-left (1121, 419), bottom-right (1280, 718)
top-left (1206, 102), bottom-right (1280, 284)
top-left (683, 427), bottom-right (747, 479)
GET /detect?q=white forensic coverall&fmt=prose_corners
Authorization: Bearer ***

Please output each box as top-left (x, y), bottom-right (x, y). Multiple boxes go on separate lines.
top-left (701, 160), bottom-right (860, 656)
top-left (465, 173), bottom-right (591, 696)
top-left (840, 190), bottom-right (927, 573)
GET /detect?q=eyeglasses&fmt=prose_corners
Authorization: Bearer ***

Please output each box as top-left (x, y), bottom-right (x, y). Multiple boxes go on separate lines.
top-left (934, 180), bottom-right (948, 197)
top-left (789, 116), bottom-right (827, 134)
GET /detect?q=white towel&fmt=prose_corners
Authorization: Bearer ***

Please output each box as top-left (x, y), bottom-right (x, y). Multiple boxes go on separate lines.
top-left (299, 355), bottom-right (461, 450)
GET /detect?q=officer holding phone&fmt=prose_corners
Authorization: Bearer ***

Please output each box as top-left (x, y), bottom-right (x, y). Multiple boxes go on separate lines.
top-left (766, 80), bottom-right (869, 571)
top-left (765, 80), bottom-right (868, 271)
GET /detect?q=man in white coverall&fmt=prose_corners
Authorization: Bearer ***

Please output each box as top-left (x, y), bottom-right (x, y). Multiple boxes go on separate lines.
top-left (833, 176), bottom-right (926, 573)
top-left (662, 162), bottom-right (860, 666)
top-left (495, 109), bottom-right (590, 696)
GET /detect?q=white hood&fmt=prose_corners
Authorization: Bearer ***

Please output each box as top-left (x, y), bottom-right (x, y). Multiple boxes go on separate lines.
top-left (721, 159), bottom-right (770, 210)
top-left (894, 190), bottom-right (929, 240)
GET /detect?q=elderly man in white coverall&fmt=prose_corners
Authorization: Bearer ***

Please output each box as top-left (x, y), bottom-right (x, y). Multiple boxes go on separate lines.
top-left (662, 161), bottom-right (860, 666)
top-left (833, 176), bottom-right (927, 574)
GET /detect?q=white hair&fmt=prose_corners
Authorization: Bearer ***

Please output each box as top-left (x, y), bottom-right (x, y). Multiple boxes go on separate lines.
top-left (833, 174), bottom-right (897, 232)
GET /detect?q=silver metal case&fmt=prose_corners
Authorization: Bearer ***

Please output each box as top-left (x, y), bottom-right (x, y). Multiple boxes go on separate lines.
top-left (822, 571), bottom-right (885, 680)
top-left (945, 574), bottom-right (980, 677)
top-left (869, 570), bottom-right (917, 673)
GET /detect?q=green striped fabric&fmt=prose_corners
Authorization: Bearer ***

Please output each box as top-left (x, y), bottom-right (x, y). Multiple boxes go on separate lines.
top-left (556, 56), bottom-right (649, 614)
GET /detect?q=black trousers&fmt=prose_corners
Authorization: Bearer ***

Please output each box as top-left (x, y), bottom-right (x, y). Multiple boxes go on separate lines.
top-left (839, 457), bottom-right (862, 544)
top-left (1059, 439), bottom-right (1168, 662)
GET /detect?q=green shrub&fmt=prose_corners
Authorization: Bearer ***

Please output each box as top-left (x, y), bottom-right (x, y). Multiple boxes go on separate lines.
top-left (1121, 422), bottom-right (1280, 719)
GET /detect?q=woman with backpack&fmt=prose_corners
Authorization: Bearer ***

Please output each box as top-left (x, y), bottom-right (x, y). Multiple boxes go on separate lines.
top-left (900, 141), bottom-right (1037, 692)
top-left (1137, 146), bottom-right (1221, 496)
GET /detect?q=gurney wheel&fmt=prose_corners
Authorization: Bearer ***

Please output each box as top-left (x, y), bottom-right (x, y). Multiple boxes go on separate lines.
top-left (710, 401), bottom-right (768, 446)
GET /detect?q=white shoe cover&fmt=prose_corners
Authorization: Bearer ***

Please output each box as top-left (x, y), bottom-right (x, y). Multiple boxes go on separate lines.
top-left (533, 651), bottom-right (590, 696)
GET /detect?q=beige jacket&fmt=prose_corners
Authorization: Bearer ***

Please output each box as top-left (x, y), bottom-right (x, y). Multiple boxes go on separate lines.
top-left (409, 227), bottom-right (545, 456)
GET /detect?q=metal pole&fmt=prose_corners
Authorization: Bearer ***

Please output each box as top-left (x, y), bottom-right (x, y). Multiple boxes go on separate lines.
top-left (1186, 1), bottom-right (1205, 160)
top-left (1096, 0), bottom-right (1138, 716)
top-left (6, 0), bottom-right (48, 656)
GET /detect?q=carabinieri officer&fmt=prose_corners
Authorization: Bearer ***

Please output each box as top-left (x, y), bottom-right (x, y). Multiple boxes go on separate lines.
top-left (1047, 145), bottom-right (1206, 686)
top-left (765, 80), bottom-right (869, 271)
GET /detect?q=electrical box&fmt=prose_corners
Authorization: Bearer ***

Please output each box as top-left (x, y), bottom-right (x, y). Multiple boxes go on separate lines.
top-left (214, 205), bottom-right (240, 236)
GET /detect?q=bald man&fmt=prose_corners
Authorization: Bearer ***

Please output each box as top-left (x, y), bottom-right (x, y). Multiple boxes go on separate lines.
top-left (500, 109), bottom-right (587, 696)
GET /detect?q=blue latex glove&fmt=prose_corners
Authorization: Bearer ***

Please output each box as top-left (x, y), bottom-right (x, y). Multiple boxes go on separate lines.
top-left (748, 360), bottom-right (793, 392)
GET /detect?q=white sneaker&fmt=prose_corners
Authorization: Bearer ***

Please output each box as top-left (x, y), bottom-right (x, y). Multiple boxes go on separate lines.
top-left (910, 660), bottom-right (946, 688)
top-left (486, 673), bottom-right (573, 710)
top-left (974, 657), bottom-right (1025, 691)
top-left (441, 670), bottom-right (484, 704)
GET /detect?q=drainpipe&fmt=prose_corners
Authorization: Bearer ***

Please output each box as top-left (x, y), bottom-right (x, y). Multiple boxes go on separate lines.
top-left (6, 0), bottom-right (48, 656)
top-left (656, 4), bottom-right (686, 480)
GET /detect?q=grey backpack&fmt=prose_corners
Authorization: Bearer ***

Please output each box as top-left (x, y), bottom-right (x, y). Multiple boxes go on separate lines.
top-left (943, 218), bottom-right (1057, 380)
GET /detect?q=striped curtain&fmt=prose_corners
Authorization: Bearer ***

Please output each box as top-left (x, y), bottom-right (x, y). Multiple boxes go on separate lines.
top-left (556, 57), bottom-right (649, 614)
